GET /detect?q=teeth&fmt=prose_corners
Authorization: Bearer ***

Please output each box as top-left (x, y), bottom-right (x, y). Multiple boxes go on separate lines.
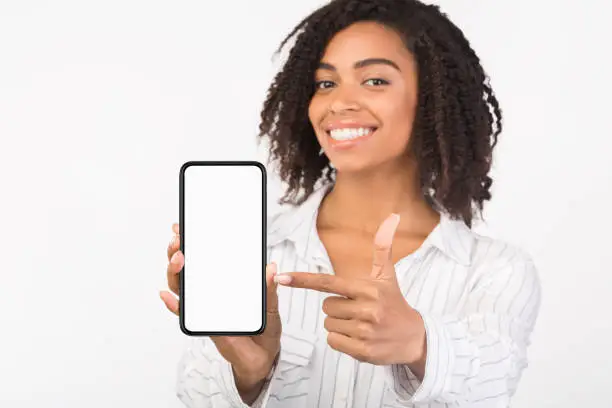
top-left (329, 127), bottom-right (374, 140)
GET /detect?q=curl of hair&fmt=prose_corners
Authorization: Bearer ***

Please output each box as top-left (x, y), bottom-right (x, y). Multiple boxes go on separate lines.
top-left (257, 0), bottom-right (502, 227)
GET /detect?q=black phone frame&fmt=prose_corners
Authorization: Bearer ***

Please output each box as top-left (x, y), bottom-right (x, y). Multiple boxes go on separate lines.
top-left (178, 160), bottom-right (267, 336)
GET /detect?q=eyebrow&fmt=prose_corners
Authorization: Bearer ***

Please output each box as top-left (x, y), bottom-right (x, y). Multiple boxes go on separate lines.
top-left (318, 58), bottom-right (401, 72)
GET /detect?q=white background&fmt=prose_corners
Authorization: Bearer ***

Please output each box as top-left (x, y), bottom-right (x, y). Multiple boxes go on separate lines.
top-left (0, 0), bottom-right (610, 407)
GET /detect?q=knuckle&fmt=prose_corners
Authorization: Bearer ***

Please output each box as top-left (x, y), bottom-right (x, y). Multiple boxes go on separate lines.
top-left (322, 298), bottom-right (331, 314)
top-left (327, 332), bottom-right (338, 350)
top-left (365, 286), bottom-right (380, 300)
top-left (320, 275), bottom-right (332, 290)
top-left (372, 246), bottom-right (387, 262)
top-left (322, 296), bottom-right (339, 314)
top-left (167, 264), bottom-right (179, 281)
top-left (323, 316), bottom-right (331, 331)
top-left (359, 343), bottom-right (373, 361)
top-left (225, 336), bottom-right (240, 348)
top-left (374, 286), bottom-right (384, 299)
top-left (373, 243), bottom-right (386, 253)
top-left (368, 306), bottom-right (383, 324)
top-left (357, 322), bottom-right (373, 339)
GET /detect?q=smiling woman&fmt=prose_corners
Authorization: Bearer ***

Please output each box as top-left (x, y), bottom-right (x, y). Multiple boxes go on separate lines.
top-left (160, 0), bottom-right (542, 407)
top-left (309, 28), bottom-right (419, 175)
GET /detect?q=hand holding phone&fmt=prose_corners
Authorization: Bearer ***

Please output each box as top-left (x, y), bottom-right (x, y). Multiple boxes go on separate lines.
top-left (160, 224), bottom-right (282, 400)
top-left (160, 161), bottom-right (280, 402)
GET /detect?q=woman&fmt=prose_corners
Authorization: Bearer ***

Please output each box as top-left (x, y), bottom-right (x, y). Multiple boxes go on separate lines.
top-left (160, 0), bottom-right (542, 406)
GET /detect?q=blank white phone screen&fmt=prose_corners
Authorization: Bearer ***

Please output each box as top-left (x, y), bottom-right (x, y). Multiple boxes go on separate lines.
top-left (182, 163), bottom-right (264, 334)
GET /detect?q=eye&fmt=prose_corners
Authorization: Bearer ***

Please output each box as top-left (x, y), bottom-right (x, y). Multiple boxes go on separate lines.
top-left (315, 80), bottom-right (335, 90)
top-left (364, 78), bottom-right (389, 86)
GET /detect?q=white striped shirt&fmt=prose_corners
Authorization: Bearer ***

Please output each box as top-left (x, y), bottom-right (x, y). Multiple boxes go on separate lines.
top-left (176, 183), bottom-right (542, 407)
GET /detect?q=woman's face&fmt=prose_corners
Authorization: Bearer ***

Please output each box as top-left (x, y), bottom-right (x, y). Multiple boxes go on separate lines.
top-left (308, 21), bottom-right (419, 174)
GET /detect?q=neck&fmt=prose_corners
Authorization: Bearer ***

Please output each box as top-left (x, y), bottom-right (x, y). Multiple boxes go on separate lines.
top-left (319, 159), bottom-right (440, 235)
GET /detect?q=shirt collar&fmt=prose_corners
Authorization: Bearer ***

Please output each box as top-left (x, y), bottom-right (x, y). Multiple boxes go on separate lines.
top-left (422, 214), bottom-right (474, 266)
top-left (267, 183), bottom-right (475, 267)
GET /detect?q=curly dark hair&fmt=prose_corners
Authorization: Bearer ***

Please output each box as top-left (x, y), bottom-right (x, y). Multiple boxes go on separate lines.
top-left (256, 0), bottom-right (502, 227)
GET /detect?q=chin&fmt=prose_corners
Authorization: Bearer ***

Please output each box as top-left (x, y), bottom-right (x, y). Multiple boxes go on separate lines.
top-left (327, 157), bottom-right (379, 175)
top-left (327, 153), bottom-right (408, 177)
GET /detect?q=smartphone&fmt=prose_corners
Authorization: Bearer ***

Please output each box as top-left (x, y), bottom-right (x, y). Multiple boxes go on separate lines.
top-left (179, 161), bottom-right (266, 336)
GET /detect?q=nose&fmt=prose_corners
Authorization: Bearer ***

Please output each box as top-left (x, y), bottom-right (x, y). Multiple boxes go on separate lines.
top-left (328, 85), bottom-right (361, 114)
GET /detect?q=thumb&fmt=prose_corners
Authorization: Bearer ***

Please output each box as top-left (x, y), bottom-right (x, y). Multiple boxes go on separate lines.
top-left (371, 213), bottom-right (401, 279)
top-left (265, 263), bottom-right (280, 315)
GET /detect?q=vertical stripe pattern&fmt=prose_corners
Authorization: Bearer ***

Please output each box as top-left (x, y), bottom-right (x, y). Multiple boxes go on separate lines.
top-left (176, 185), bottom-right (542, 407)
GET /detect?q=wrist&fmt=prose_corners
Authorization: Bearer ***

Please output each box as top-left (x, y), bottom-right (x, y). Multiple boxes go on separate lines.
top-left (233, 367), bottom-right (267, 405)
top-left (401, 307), bottom-right (427, 365)
top-left (403, 308), bottom-right (427, 381)
top-left (233, 352), bottom-right (279, 394)
top-left (233, 366), bottom-right (267, 391)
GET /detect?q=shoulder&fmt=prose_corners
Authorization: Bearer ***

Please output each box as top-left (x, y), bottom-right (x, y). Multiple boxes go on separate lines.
top-left (471, 234), bottom-right (535, 267)
top-left (468, 232), bottom-right (541, 287)
top-left (265, 203), bottom-right (311, 265)
top-left (266, 184), bottom-right (331, 247)
top-left (266, 205), bottom-right (302, 246)
top-left (266, 204), bottom-right (297, 233)
top-left (464, 232), bottom-right (543, 329)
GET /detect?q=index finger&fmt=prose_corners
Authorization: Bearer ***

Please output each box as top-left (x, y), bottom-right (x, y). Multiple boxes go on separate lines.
top-left (274, 272), bottom-right (373, 299)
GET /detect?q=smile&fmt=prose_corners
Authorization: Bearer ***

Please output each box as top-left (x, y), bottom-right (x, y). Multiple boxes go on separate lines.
top-left (329, 127), bottom-right (375, 140)
top-left (325, 127), bottom-right (377, 149)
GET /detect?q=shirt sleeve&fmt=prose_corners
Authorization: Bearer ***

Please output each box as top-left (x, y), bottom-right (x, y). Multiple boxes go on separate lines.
top-left (384, 248), bottom-right (542, 406)
top-left (175, 337), bottom-right (277, 408)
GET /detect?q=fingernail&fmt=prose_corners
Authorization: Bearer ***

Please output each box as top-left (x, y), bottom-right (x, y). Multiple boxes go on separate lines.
top-left (171, 251), bottom-right (181, 264)
top-left (274, 274), bottom-right (292, 285)
top-left (391, 213), bottom-right (401, 228)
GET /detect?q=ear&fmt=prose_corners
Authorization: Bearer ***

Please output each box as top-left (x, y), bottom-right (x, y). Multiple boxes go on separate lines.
top-left (371, 213), bottom-right (400, 280)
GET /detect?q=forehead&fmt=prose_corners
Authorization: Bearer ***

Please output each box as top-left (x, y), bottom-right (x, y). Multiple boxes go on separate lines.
top-left (319, 21), bottom-right (412, 65)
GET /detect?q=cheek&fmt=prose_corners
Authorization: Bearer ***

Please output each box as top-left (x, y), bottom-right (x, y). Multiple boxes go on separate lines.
top-left (308, 96), bottom-right (324, 125)
top-left (308, 96), bottom-right (327, 139)
top-left (381, 92), bottom-right (417, 143)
